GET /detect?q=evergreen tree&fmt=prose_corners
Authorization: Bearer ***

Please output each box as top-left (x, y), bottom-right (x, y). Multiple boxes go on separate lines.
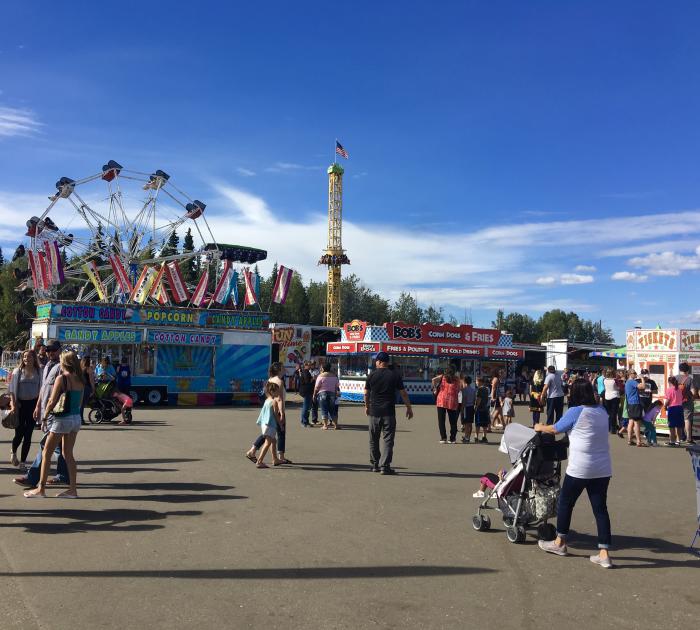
top-left (0, 247), bottom-right (4, 267)
top-left (306, 280), bottom-right (326, 325)
top-left (160, 230), bottom-right (180, 258)
top-left (181, 227), bottom-right (197, 284)
top-left (284, 273), bottom-right (309, 324)
top-left (390, 292), bottom-right (423, 323)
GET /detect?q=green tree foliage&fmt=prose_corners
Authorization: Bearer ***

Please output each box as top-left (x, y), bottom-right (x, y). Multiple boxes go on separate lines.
top-left (160, 230), bottom-right (180, 258)
top-left (180, 227), bottom-right (197, 284)
top-left (340, 274), bottom-right (391, 325)
top-left (390, 292), bottom-right (423, 323)
top-left (0, 264), bottom-right (29, 348)
top-left (493, 309), bottom-right (614, 344)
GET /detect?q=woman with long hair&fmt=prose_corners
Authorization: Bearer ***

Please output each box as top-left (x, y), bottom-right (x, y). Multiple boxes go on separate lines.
top-left (24, 351), bottom-right (84, 499)
top-left (535, 379), bottom-right (614, 568)
top-left (435, 365), bottom-right (461, 444)
top-left (602, 368), bottom-right (621, 435)
top-left (245, 362), bottom-right (293, 464)
top-left (8, 349), bottom-right (42, 468)
top-left (529, 369), bottom-right (545, 427)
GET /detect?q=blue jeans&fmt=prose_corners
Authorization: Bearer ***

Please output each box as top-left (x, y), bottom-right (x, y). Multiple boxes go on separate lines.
top-left (546, 396), bottom-right (564, 425)
top-left (300, 394), bottom-right (313, 426)
top-left (318, 392), bottom-right (337, 422)
top-left (557, 474), bottom-right (611, 549)
top-left (27, 432), bottom-right (69, 486)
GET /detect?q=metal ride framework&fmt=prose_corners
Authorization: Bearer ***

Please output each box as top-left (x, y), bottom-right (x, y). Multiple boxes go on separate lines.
top-left (20, 161), bottom-right (241, 306)
top-left (318, 163), bottom-right (350, 327)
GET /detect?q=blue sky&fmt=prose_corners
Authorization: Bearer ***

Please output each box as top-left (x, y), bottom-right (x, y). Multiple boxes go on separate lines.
top-left (2, 1), bottom-right (700, 341)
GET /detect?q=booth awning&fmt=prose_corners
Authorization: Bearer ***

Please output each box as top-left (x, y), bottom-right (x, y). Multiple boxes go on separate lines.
top-left (588, 346), bottom-right (626, 358)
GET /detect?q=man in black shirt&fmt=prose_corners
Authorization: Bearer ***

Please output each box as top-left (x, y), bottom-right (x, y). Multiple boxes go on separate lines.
top-left (364, 352), bottom-right (413, 475)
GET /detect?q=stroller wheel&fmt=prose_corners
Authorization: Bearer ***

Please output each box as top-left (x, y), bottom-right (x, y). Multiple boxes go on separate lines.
top-left (537, 523), bottom-right (557, 541)
top-left (503, 517), bottom-right (514, 528)
top-left (506, 525), bottom-right (526, 544)
top-left (88, 408), bottom-right (104, 424)
top-left (472, 514), bottom-right (491, 532)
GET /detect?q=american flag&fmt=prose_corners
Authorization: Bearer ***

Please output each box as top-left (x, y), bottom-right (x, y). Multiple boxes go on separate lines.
top-left (335, 140), bottom-right (348, 159)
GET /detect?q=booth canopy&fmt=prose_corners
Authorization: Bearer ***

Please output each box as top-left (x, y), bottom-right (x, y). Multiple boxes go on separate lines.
top-left (588, 346), bottom-right (626, 358)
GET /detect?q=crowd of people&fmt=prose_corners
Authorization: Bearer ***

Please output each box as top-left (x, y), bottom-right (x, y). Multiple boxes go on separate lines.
top-left (3, 339), bottom-right (137, 497)
top-left (427, 363), bottom-right (696, 448)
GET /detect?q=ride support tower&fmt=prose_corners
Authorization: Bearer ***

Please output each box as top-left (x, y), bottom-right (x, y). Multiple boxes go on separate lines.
top-left (318, 163), bottom-right (350, 327)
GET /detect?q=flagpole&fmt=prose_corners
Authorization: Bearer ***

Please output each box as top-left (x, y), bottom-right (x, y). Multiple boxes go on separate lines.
top-left (333, 138), bottom-right (337, 165)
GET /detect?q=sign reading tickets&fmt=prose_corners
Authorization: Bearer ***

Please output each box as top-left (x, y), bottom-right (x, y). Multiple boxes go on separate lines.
top-left (37, 302), bottom-right (269, 330)
top-left (147, 331), bottom-right (222, 346)
top-left (58, 328), bottom-right (143, 344)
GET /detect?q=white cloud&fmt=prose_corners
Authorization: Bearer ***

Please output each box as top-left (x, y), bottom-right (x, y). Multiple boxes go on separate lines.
top-left (611, 271), bottom-right (648, 282)
top-left (598, 239), bottom-right (700, 257)
top-left (0, 106), bottom-right (42, 138)
top-left (536, 273), bottom-right (594, 286)
top-left (575, 265), bottom-right (596, 272)
top-left (236, 167), bottom-right (256, 177)
top-left (628, 249), bottom-right (700, 276)
top-left (560, 273), bottom-right (594, 285)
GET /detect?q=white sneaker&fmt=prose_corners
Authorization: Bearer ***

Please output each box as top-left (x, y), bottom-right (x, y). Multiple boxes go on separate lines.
top-left (472, 490), bottom-right (485, 498)
top-left (439, 440), bottom-right (448, 444)
top-left (538, 539), bottom-right (568, 556)
top-left (590, 554), bottom-right (613, 568)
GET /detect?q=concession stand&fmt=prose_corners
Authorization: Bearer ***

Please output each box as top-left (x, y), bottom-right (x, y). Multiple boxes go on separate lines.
top-left (31, 301), bottom-right (271, 406)
top-left (327, 320), bottom-right (523, 403)
top-left (625, 327), bottom-right (699, 437)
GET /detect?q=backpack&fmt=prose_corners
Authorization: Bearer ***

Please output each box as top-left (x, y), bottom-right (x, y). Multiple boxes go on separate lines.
top-left (678, 375), bottom-right (695, 403)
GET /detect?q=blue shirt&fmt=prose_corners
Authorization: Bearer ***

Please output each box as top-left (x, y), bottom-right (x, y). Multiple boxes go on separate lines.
top-left (256, 398), bottom-right (278, 429)
top-left (116, 364), bottom-right (131, 390)
top-left (625, 378), bottom-right (641, 405)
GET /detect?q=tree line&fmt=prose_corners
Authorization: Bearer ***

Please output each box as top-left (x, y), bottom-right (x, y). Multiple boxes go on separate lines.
top-left (0, 230), bottom-right (615, 348)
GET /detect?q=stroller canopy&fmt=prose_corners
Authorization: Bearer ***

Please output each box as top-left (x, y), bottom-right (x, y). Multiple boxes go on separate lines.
top-left (499, 423), bottom-right (537, 464)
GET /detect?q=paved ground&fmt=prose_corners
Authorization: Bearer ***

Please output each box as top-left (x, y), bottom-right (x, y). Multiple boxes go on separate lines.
top-left (0, 400), bottom-right (697, 630)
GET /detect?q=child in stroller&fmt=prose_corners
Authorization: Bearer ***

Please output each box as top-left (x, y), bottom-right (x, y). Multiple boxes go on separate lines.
top-left (472, 422), bottom-right (568, 543)
top-left (88, 381), bottom-right (133, 425)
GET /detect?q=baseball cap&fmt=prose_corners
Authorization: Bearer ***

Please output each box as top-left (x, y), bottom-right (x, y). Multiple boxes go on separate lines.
top-left (45, 340), bottom-right (62, 352)
top-left (374, 351), bottom-right (390, 363)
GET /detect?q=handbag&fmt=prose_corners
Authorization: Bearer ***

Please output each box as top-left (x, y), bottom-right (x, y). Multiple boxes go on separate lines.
top-left (1, 409), bottom-right (18, 430)
top-left (52, 375), bottom-right (71, 417)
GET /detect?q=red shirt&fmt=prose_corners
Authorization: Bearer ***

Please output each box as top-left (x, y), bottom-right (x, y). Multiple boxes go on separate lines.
top-left (436, 377), bottom-right (460, 410)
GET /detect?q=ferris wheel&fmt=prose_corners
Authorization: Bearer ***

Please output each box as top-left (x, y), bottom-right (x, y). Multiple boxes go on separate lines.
top-left (20, 161), bottom-right (221, 305)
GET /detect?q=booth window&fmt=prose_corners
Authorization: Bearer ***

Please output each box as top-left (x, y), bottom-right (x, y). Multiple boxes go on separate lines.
top-left (396, 357), bottom-right (427, 380)
top-left (136, 344), bottom-right (156, 375)
top-left (339, 355), bottom-right (369, 377)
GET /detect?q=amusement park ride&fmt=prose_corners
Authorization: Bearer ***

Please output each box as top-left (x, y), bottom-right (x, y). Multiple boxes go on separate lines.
top-left (318, 162), bottom-right (350, 327)
top-left (15, 161), bottom-right (265, 306)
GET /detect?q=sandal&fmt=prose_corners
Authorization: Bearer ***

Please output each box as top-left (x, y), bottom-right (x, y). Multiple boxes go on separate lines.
top-left (278, 458), bottom-right (294, 465)
top-left (245, 453), bottom-right (257, 464)
top-left (46, 477), bottom-right (63, 486)
top-left (23, 490), bottom-right (46, 498)
top-left (256, 463), bottom-right (269, 469)
top-left (636, 443), bottom-right (648, 448)
top-left (55, 491), bottom-right (78, 499)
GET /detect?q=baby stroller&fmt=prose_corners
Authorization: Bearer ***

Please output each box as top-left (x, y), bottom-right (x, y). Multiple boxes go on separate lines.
top-left (88, 382), bottom-right (133, 424)
top-left (472, 423), bottom-right (568, 543)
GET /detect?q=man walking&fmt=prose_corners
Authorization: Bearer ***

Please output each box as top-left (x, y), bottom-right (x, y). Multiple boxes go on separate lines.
top-left (676, 362), bottom-right (697, 444)
top-left (540, 365), bottom-right (565, 425)
top-left (364, 352), bottom-right (413, 475)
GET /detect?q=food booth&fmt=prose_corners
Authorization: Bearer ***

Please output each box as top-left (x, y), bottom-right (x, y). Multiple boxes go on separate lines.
top-left (625, 327), bottom-right (699, 437)
top-left (327, 320), bottom-right (523, 403)
top-left (32, 301), bottom-right (271, 406)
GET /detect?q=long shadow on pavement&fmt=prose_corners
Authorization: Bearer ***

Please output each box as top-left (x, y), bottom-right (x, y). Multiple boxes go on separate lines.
top-left (82, 493), bottom-right (247, 503)
top-left (0, 565), bottom-right (495, 580)
top-left (562, 531), bottom-right (700, 569)
top-left (78, 458), bottom-right (201, 465)
top-left (0, 508), bottom-right (201, 533)
top-left (77, 482), bottom-right (235, 492)
top-left (293, 462), bottom-right (480, 478)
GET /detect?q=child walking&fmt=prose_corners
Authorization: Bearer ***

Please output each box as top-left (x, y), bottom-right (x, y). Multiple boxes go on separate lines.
top-left (255, 382), bottom-right (283, 469)
top-left (643, 400), bottom-right (662, 446)
top-left (502, 389), bottom-right (515, 427)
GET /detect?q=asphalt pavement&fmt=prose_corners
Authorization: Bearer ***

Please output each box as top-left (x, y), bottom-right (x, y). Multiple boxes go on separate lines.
top-left (0, 400), bottom-right (697, 630)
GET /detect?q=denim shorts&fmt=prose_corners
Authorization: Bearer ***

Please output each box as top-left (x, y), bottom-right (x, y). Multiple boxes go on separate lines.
top-left (48, 413), bottom-right (81, 434)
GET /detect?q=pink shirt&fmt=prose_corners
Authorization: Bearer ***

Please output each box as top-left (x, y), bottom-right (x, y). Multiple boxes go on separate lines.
top-left (436, 377), bottom-right (461, 411)
top-left (665, 386), bottom-right (684, 408)
top-left (315, 374), bottom-right (339, 394)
